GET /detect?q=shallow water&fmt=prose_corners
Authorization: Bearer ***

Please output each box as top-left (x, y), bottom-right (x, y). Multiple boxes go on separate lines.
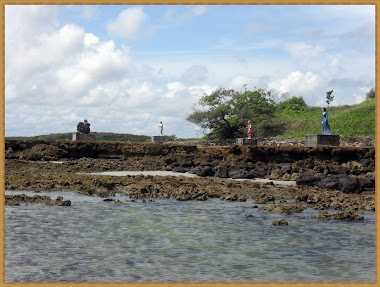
top-left (5, 190), bottom-right (375, 282)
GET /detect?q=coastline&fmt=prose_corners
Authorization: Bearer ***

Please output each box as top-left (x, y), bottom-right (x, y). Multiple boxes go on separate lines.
top-left (5, 139), bottom-right (375, 221)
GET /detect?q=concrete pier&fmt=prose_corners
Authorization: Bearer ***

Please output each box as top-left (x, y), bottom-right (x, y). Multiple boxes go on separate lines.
top-left (236, 138), bottom-right (258, 146)
top-left (306, 134), bottom-right (340, 147)
top-left (151, 136), bottom-right (167, 143)
top-left (72, 132), bottom-right (95, 141)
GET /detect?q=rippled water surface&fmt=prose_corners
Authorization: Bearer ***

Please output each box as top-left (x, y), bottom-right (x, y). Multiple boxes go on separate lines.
top-left (5, 190), bottom-right (375, 282)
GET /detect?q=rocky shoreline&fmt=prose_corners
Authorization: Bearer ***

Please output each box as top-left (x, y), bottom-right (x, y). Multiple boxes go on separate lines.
top-left (5, 139), bottom-right (375, 222)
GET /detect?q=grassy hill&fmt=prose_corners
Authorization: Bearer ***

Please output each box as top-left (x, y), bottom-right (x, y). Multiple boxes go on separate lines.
top-left (270, 98), bottom-right (375, 138)
top-left (6, 132), bottom-right (151, 142)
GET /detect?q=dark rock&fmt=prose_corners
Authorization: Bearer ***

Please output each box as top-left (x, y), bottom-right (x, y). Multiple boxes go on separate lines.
top-left (358, 177), bottom-right (375, 190)
top-left (272, 219), bottom-right (289, 226)
top-left (296, 173), bottom-right (322, 186)
top-left (339, 175), bottom-right (360, 194)
top-left (358, 158), bottom-right (370, 167)
top-left (172, 166), bottom-right (188, 173)
top-left (181, 160), bottom-right (194, 168)
top-left (164, 156), bottom-right (174, 164)
top-left (228, 165), bottom-right (253, 179)
top-left (318, 175), bottom-right (340, 190)
top-left (196, 166), bottom-right (214, 177)
top-left (214, 165), bottom-right (229, 178)
top-left (252, 167), bottom-right (267, 178)
top-left (188, 167), bottom-right (200, 174)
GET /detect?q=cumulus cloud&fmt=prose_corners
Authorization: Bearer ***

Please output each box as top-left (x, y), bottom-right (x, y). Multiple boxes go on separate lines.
top-left (107, 7), bottom-right (147, 39)
top-left (268, 71), bottom-right (322, 101)
top-left (5, 6), bottom-right (213, 138)
top-left (4, 5), bottom-right (375, 138)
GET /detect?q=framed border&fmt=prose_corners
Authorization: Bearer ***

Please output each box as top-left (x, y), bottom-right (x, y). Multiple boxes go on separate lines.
top-left (0, 1), bottom-right (378, 286)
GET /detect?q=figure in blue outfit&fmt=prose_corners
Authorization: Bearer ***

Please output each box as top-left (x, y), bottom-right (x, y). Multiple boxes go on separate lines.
top-left (322, 108), bottom-right (332, 135)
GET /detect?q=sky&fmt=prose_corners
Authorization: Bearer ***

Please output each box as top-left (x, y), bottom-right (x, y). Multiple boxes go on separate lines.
top-left (5, 5), bottom-right (375, 138)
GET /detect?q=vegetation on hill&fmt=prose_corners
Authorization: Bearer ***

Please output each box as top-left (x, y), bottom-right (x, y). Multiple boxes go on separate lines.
top-left (187, 86), bottom-right (375, 139)
top-left (270, 98), bottom-right (375, 138)
top-left (6, 132), bottom-right (151, 142)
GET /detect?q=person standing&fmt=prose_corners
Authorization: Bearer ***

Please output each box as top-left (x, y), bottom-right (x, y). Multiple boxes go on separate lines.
top-left (247, 121), bottom-right (252, 139)
top-left (159, 122), bottom-right (163, 135)
top-left (322, 108), bottom-right (332, 135)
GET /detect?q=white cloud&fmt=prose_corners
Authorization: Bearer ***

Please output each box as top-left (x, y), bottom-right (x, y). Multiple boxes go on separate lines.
top-left (268, 71), bottom-right (322, 100)
top-left (4, 5), bottom-right (375, 138)
top-left (107, 7), bottom-right (147, 39)
top-left (5, 5), bottom-right (59, 43)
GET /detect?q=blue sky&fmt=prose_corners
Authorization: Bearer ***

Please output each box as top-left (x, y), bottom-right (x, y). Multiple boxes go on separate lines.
top-left (5, 5), bottom-right (375, 138)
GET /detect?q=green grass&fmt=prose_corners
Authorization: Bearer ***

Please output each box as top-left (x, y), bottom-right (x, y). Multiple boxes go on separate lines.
top-left (273, 99), bottom-right (375, 138)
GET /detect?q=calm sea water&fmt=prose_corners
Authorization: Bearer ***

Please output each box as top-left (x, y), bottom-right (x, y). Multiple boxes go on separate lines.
top-left (5, 190), bottom-right (375, 282)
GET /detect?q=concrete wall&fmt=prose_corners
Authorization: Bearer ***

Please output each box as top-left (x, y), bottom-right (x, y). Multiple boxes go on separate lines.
top-left (306, 134), bottom-right (340, 147)
top-left (72, 132), bottom-right (95, 141)
top-left (236, 138), bottom-right (258, 146)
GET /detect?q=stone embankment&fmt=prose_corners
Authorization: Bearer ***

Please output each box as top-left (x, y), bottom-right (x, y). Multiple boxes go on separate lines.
top-left (5, 139), bottom-right (375, 221)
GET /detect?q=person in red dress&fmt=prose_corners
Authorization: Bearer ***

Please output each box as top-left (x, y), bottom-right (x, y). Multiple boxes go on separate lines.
top-left (247, 121), bottom-right (252, 139)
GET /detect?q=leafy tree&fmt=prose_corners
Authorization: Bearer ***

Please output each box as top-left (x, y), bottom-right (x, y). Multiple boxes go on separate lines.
top-left (278, 96), bottom-right (307, 111)
top-left (366, 88), bottom-right (375, 100)
top-left (326, 89), bottom-right (334, 106)
top-left (187, 87), bottom-right (276, 139)
top-left (186, 88), bottom-right (237, 139)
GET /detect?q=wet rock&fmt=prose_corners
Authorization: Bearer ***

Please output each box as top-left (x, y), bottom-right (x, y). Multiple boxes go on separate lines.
top-left (272, 219), bottom-right (288, 226)
top-left (54, 196), bottom-right (72, 206)
top-left (313, 210), bottom-right (364, 221)
top-left (5, 194), bottom-right (71, 206)
top-left (221, 193), bottom-right (246, 202)
top-left (255, 193), bottom-right (275, 204)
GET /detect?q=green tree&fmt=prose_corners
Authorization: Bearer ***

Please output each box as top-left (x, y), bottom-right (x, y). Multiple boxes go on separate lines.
top-left (186, 87), bottom-right (275, 139)
top-left (366, 88), bottom-right (375, 100)
top-left (326, 90), bottom-right (334, 106)
top-left (278, 96), bottom-right (307, 111)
